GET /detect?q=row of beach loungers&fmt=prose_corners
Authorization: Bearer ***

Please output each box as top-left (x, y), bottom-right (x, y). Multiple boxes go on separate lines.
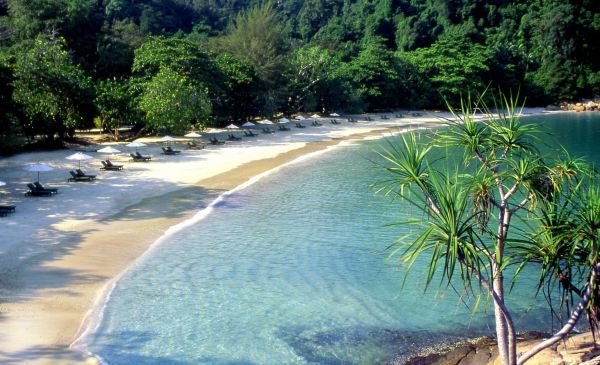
top-left (2, 113), bottom-right (428, 213)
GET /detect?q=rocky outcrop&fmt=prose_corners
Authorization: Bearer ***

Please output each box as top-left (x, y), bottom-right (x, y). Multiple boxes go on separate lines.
top-left (556, 99), bottom-right (600, 112)
top-left (401, 332), bottom-right (599, 365)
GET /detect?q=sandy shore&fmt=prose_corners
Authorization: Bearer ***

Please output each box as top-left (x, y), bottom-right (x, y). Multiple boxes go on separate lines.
top-left (0, 109), bottom-right (576, 364)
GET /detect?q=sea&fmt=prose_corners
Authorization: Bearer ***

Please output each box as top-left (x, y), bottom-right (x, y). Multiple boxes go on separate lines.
top-left (80, 112), bottom-right (600, 365)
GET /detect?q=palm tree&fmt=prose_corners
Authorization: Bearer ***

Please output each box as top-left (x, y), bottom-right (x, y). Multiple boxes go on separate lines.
top-left (374, 91), bottom-right (599, 365)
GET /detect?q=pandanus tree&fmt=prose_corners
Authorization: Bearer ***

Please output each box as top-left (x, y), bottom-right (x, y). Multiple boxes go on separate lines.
top-left (374, 92), bottom-right (600, 365)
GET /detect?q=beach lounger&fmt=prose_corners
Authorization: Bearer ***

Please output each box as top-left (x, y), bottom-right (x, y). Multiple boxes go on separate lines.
top-left (395, 114), bottom-right (404, 118)
top-left (278, 125), bottom-right (291, 131)
top-left (76, 169), bottom-right (96, 179)
top-left (136, 152), bottom-right (152, 160)
top-left (347, 117), bottom-right (356, 123)
top-left (381, 115), bottom-right (389, 119)
top-left (262, 128), bottom-right (273, 134)
top-left (227, 134), bottom-right (242, 141)
top-left (365, 116), bottom-right (373, 121)
top-left (26, 183), bottom-right (56, 196)
top-left (161, 146), bottom-right (181, 155)
top-left (101, 160), bottom-right (124, 170)
top-left (187, 141), bottom-right (205, 150)
top-left (130, 153), bottom-right (151, 162)
top-left (209, 137), bottom-right (225, 145)
top-left (34, 182), bottom-right (58, 193)
top-left (0, 205), bottom-right (16, 217)
top-left (69, 171), bottom-right (94, 182)
top-left (244, 130), bottom-right (259, 137)
top-left (295, 123), bottom-right (305, 128)
top-left (311, 121), bottom-right (322, 126)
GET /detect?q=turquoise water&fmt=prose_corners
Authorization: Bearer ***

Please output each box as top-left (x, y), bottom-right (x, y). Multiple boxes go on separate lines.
top-left (84, 113), bottom-right (600, 365)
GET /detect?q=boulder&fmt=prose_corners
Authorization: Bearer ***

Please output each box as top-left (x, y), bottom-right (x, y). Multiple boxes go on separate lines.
top-left (585, 101), bottom-right (598, 111)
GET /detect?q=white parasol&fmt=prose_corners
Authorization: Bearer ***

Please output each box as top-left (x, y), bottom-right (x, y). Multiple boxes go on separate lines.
top-left (226, 124), bottom-right (239, 129)
top-left (97, 146), bottom-right (121, 154)
top-left (242, 122), bottom-right (255, 127)
top-left (126, 141), bottom-right (146, 151)
top-left (24, 164), bottom-right (54, 182)
top-left (330, 113), bottom-right (340, 117)
top-left (259, 119), bottom-right (274, 125)
top-left (184, 132), bottom-right (202, 138)
top-left (310, 114), bottom-right (321, 118)
top-left (160, 135), bottom-right (177, 143)
top-left (66, 152), bottom-right (93, 169)
top-left (295, 116), bottom-right (306, 120)
top-left (279, 118), bottom-right (290, 123)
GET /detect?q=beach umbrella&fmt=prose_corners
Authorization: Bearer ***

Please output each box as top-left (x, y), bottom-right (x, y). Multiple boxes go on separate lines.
top-left (226, 124), bottom-right (239, 130)
top-left (160, 135), bottom-right (177, 143)
top-left (242, 121), bottom-right (255, 127)
top-left (126, 141), bottom-right (146, 151)
top-left (295, 116), bottom-right (306, 120)
top-left (184, 132), bottom-right (202, 138)
top-left (97, 146), bottom-right (121, 154)
top-left (279, 118), bottom-right (290, 123)
top-left (259, 119), bottom-right (274, 125)
top-left (24, 164), bottom-right (54, 182)
top-left (330, 113), bottom-right (340, 117)
top-left (66, 152), bottom-right (93, 169)
top-left (310, 114), bottom-right (321, 118)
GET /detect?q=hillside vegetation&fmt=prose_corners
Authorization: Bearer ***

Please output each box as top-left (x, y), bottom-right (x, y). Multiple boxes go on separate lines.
top-left (0, 0), bottom-right (598, 145)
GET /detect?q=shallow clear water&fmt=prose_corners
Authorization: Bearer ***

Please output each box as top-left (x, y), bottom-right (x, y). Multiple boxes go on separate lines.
top-left (85, 113), bottom-right (600, 365)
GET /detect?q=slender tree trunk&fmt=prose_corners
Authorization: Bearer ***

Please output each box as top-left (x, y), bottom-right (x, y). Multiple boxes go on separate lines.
top-left (493, 266), bottom-right (510, 365)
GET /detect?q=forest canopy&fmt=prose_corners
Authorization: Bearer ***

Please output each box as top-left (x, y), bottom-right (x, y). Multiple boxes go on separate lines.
top-left (0, 0), bottom-right (598, 146)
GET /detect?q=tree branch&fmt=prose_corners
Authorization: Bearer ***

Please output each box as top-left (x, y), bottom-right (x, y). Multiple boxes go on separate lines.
top-left (516, 262), bottom-right (600, 365)
top-left (511, 193), bottom-right (534, 214)
top-left (516, 284), bottom-right (590, 365)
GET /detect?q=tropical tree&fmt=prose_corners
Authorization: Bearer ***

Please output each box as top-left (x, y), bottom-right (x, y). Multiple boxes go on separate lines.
top-left (138, 67), bottom-right (211, 135)
top-left (95, 79), bottom-right (138, 140)
top-left (400, 33), bottom-right (492, 106)
top-left (342, 38), bottom-right (402, 110)
top-left (286, 45), bottom-right (339, 112)
top-left (374, 92), bottom-right (599, 365)
top-left (213, 53), bottom-right (264, 123)
top-left (218, 1), bottom-right (288, 87)
top-left (11, 35), bottom-right (95, 141)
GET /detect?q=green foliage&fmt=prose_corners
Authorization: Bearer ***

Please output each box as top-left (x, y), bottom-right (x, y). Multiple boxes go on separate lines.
top-left (342, 39), bottom-right (402, 110)
top-left (95, 79), bottom-right (139, 140)
top-left (375, 91), bottom-right (600, 364)
top-left (0, 0), bottom-right (598, 142)
top-left (138, 67), bottom-right (211, 134)
top-left (401, 33), bottom-right (491, 106)
top-left (286, 45), bottom-right (339, 112)
top-left (217, 2), bottom-right (289, 88)
top-left (132, 36), bottom-right (219, 85)
top-left (10, 35), bottom-right (95, 140)
top-left (213, 53), bottom-right (265, 122)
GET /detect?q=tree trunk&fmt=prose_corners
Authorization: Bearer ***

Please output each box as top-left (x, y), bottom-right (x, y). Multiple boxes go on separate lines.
top-left (493, 268), bottom-right (510, 365)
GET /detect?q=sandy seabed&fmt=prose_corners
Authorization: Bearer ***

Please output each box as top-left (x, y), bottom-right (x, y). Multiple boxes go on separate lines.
top-left (1, 110), bottom-right (576, 365)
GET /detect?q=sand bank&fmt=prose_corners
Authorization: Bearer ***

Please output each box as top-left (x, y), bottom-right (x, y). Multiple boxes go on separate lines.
top-left (0, 114), bottom-right (444, 364)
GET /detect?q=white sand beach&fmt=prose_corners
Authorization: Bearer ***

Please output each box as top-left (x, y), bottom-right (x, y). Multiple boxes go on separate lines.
top-left (0, 114), bottom-right (449, 364)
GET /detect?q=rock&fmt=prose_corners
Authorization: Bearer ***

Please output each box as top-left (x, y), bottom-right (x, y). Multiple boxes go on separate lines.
top-left (574, 104), bottom-right (586, 112)
top-left (546, 105), bottom-right (561, 111)
top-left (585, 101), bottom-right (598, 111)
